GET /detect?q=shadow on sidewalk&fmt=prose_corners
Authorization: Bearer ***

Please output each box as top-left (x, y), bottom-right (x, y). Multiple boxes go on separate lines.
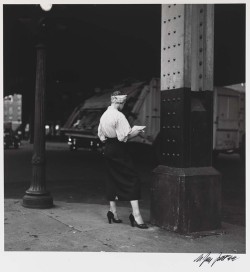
top-left (4, 143), bottom-right (245, 227)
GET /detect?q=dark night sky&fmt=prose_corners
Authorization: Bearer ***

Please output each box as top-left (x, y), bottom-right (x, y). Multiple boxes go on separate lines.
top-left (3, 4), bottom-right (245, 124)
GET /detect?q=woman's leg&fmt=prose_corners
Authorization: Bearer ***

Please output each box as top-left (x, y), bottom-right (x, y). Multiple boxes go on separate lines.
top-left (130, 200), bottom-right (144, 224)
top-left (109, 201), bottom-right (120, 220)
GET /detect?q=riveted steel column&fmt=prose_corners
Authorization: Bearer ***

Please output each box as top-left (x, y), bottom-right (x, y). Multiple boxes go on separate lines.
top-left (151, 4), bottom-right (221, 233)
top-left (160, 4), bottom-right (190, 167)
top-left (22, 42), bottom-right (53, 208)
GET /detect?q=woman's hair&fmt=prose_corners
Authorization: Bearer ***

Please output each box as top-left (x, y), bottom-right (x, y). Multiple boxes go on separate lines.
top-left (111, 90), bottom-right (124, 96)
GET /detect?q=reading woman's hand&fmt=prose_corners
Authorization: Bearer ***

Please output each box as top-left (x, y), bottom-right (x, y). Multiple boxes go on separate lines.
top-left (128, 128), bottom-right (141, 139)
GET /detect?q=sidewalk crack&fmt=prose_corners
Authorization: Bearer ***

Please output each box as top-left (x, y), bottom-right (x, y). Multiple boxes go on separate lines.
top-left (39, 212), bottom-right (83, 233)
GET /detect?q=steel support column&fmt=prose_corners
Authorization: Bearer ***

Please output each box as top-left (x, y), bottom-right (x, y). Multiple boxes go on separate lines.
top-left (150, 4), bottom-right (221, 233)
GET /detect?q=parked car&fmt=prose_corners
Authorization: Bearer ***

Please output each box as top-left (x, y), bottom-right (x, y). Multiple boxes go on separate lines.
top-left (4, 123), bottom-right (21, 149)
top-left (61, 79), bottom-right (245, 163)
top-left (61, 78), bottom-right (160, 152)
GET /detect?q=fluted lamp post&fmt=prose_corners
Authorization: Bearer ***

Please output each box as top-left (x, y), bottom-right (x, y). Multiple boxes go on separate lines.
top-left (23, 4), bottom-right (53, 208)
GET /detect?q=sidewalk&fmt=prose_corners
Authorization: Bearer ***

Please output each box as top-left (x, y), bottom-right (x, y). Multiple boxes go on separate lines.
top-left (4, 198), bottom-right (245, 253)
top-left (4, 141), bottom-right (246, 253)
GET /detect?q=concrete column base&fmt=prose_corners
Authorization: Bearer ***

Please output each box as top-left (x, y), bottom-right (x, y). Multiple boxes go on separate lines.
top-left (150, 165), bottom-right (221, 234)
top-left (22, 193), bottom-right (53, 209)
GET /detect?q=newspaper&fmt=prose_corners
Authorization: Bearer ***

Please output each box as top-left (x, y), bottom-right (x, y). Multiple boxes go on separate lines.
top-left (131, 125), bottom-right (146, 132)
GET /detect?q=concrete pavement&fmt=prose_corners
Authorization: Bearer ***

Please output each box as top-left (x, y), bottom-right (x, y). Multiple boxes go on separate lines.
top-left (4, 198), bottom-right (245, 253)
top-left (4, 141), bottom-right (246, 253)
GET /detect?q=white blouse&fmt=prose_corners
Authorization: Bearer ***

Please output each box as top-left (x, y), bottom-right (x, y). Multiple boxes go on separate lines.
top-left (98, 106), bottom-right (131, 142)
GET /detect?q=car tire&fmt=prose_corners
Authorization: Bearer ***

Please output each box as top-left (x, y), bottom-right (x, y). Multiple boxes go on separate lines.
top-left (70, 145), bottom-right (77, 151)
top-left (14, 143), bottom-right (19, 149)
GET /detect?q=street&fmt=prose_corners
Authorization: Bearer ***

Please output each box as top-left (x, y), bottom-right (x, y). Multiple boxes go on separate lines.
top-left (4, 140), bottom-right (246, 253)
top-left (4, 140), bottom-right (245, 226)
top-left (4, 141), bottom-right (155, 209)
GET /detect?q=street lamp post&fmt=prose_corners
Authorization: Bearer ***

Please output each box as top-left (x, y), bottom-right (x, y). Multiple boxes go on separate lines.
top-left (23, 4), bottom-right (53, 208)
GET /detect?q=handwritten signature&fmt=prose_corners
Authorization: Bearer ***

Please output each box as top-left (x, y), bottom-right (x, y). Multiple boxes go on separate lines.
top-left (194, 252), bottom-right (239, 267)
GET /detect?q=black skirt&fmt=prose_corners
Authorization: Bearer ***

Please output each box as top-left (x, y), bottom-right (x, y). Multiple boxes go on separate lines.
top-left (103, 138), bottom-right (141, 201)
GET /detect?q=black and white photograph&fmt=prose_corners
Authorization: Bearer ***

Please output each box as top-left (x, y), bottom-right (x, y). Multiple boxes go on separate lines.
top-left (1, 0), bottom-right (248, 271)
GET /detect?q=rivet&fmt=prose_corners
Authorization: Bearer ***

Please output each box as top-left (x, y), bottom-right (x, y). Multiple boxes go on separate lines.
top-left (173, 153), bottom-right (175, 156)
top-left (167, 126), bottom-right (170, 129)
top-left (178, 43), bottom-right (181, 46)
top-left (177, 97), bottom-right (181, 101)
top-left (173, 31), bottom-right (176, 34)
top-left (174, 17), bottom-right (176, 20)
top-left (172, 112), bottom-right (176, 115)
top-left (199, 74), bottom-right (202, 79)
top-left (167, 139), bottom-right (170, 142)
top-left (199, 48), bottom-right (203, 53)
top-left (164, 20), bottom-right (166, 24)
top-left (168, 19), bottom-right (171, 22)
top-left (168, 5), bottom-right (171, 8)
top-left (177, 154), bottom-right (180, 157)
top-left (200, 8), bottom-right (203, 13)
top-left (168, 60), bottom-right (170, 63)
top-left (173, 58), bottom-right (176, 61)
top-left (167, 153), bottom-right (170, 156)
top-left (173, 86), bottom-right (176, 89)
top-left (200, 35), bottom-right (203, 40)
top-left (173, 125), bottom-right (176, 128)
top-left (199, 87), bottom-right (202, 91)
top-left (163, 99), bottom-right (166, 102)
top-left (200, 22), bottom-right (203, 27)
top-left (167, 87), bottom-right (170, 90)
top-left (173, 72), bottom-right (175, 75)
top-left (167, 112), bottom-right (171, 115)
top-left (163, 47), bottom-right (166, 50)
top-left (167, 73), bottom-right (170, 76)
top-left (168, 32), bottom-right (171, 35)
top-left (199, 61), bottom-right (203, 66)
top-left (177, 125), bottom-right (180, 128)
top-left (167, 98), bottom-right (171, 102)
top-left (178, 15), bottom-right (181, 18)
top-left (173, 98), bottom-right (176, 101)
top-left (178, 71), bottom-right (180, 74)
top-left (163, 74), bottom-right (166, 77)
top-left (173, 44), bottom-right (176, 47)
top-left (172, 139), bottom-right (176, 143)
top-left (163, 126), bottom-right (166, 129)
top-left (168, 46), bottom-right (171, 49)
top-left (163, 153), bottom-right (166, 155)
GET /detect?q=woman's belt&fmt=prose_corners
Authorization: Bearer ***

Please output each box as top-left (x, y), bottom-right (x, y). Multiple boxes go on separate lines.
top-left (106, 137), bottom-right (119, 143)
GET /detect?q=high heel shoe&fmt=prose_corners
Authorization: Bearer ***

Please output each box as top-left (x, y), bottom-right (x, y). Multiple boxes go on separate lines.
top-left (107, 211), bottom-right (122, 224)
top-left (129, 214), bottom-right (148, 229)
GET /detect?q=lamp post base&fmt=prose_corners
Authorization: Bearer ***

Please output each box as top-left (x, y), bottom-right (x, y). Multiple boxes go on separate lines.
top-left (22, 193), bottom-right (53, 209)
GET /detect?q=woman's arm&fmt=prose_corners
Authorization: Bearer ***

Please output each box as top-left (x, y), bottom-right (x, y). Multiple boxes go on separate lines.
top-left (116, 112), bottom-right (143, 142)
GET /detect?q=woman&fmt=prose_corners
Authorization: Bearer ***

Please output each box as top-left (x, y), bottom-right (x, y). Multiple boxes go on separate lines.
top-left (98, 90), bottom-right (148, 229)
